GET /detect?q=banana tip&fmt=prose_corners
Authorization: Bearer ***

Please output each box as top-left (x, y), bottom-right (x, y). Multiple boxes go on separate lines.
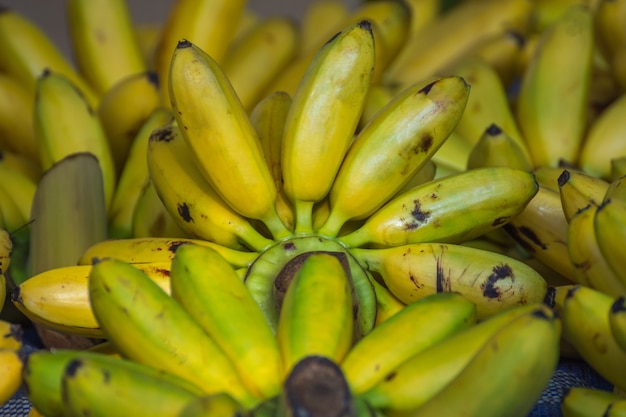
top-left (176, 39), bottom-right (192, 49)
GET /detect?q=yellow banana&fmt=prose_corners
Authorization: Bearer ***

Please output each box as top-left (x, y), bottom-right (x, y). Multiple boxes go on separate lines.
top-left (280, 21), bottom-right (374, 234)
top-left (0, 153), bottom-right (38, 225)
top-left (169, 39), bottom-right (289, 239)
top-left (358, 83), bottom-right (395, 130)
top-left (595, 198), bottom-right (626, 283)
top-left (33, 70), bottom-right (116, 210)
top-left (360, 303), bottom-right (554, 412)
top-left (561, 386), bottom-right (626, 417)
top-left (611, 158), bottom-right (626, 182)
top-left (561, 285), bottom-right (626, 391)
top-left (465, 123), bottom-right (534, 171)
top-left (369, 273), bottom-right (406, 326)
top-left (594, 0), bottom-right (626, 62)
top-left (609, 296), bottom-right (626, 353)
top-left (178, 393), bottom-right (247, 417)
top-left (0, 348), bottom-right (22, 406)
top-left (0, 182), bottom-right (27, 232)
top-left (515, 4), bottom-right (594, 168)
top-left (0, 148), bottom-right (42, 184)
top-left (155, 0), bottom-right (246, 107)
top-left (0, 319), bottom-right (22, 351)
top-left (299, 0), bottom-right (350, 58)
top-left (221, 17), bottom-right (299, 111)
top-left (342, 292), bottom-right (476, 395)
top-left (605, 174), bottom-right (626, 203)
top-left (404, 0), bottom-right (441, 39)
top-left (97, 71), bottom-right (162, 175)
top-left (66, 0), bottom-right (146, 97)
top-left (135, 23), bottom-right (162, 70)
top-left (579, 92), bottom-right (626, 180)
top-left (88, 257), bottom-right (258, 407)
top-left (277, 253), bottom-right (354, 378)
top-left (611, 46), bottom-right (626, 91)
top-left (12, 261), bottom-right (172, 338)
top-left (108, 107), bottom-right (173, 238)
top-left (317, 76), bottom-right (470, 237)
top-left (352, 242), bottom-right (547, 319)
top-left (146, 122), bottom-right (274, 251)
top-left (131, 180), bottom-right (189, 238)
top-left (429, 130), bottom-right (473, 175)
top-left (339, 166), bottom-right (538, 248)
top-left (0, 73), bottom-right (39, 164)
top-left (392, 159), bottom-right (438, 198)
top-left (0, 7), bottom-right (98, 107)
top-left (558, 168), bottom-right (610, 222)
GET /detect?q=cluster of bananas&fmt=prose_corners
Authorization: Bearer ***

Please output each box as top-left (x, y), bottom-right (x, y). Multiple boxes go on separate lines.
top-left (0, 0), bottom-right (626, 415)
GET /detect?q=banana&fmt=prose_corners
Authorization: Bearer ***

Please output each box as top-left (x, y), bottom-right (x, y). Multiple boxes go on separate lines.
top-left (0, 73), bottom-right (39, 164)
top-left (579, 93), bottom-right (626, 180)
top-left (392, 159), bottom-right (438, 199)
top-left (66, 0), bottom-right (146, 97)
top-left (605, 174), bottom-right (626, 203)
top-left (358, 83), bottom-right (395, 130)
top-left (384, 0), bottom-right (533, 89)
top-left (466, 123), bottom-right (534, 171)
top-left (342, 292), bottom-right (476, 395)
top-left (170, 243), bottom-right (282, 400)
top-left (146, 121), bottom-right (274, 251)
top-left (97, 71), bottom-right (162, 175)
top-left (155, 0), bottom-right (246, 107)
top-left (352, 242), bottom-right (548, 319)
top-left (131, 180), bottom-right (189, 238)
top-left (178, 393), bottom-right (247, 417)
top-left (88, 257), bottom-right (259, 407)
top-left (221, 16), bottom-right (299, 112)
top-left (0, 148), bottom-right (42, 184)
top-left (595, 198), bottom-right (626, 284)
top-left (135, 23), bottom-right (162, 70)
top-left (502, 183), bottom-right (576, 280)
top-left (0, 348), bottom-right (22, 406)
top-left (0, 182), bottom-right (27, 232)
top-left (360, 303), bottom-right (554, 412)
top-left (299, 0), bottom-right (350, 58)
top-left (317, 76), bottom-right (469, 238)
top-left (0, 319), bottom-right (22, 351)
top-left (609, 296), bottom-right (626, 353)
top-left (594, 0), bottom-right (626, 63)
top-left (515, 4), bottom-right (594, 168)
top-left (0, 213), bottom-right (15, 281)
top-left (561, 285), bottom-right (626, 391)
top-left (567, 203), bottom-right (626, 296)
top-left (78, 237), bottom-right (257, 268)
top-left (0, 153), bottom-right (38, 224)
top-left (369, 273), bottom-right (406, 326)
top-left (169, 39), bottom-right (290, 239)
top-left (280, 21), bottom-right (374, 234)
top-left (276, 253), bottom-right (354, 378)
top-left (33, 70), bottom-right (116, 210)
top-left (0, 7), bottom-right (98, 108)
top-left (611, 159), bottom-right (626, 182)
top-left (108, 107), bottom-right (173, 238)
top-left (400, 306), bottom-right (560, 417)
top-left (61, 354), bottom-right (202, 417)
top-left (338, 166), bottom-right (538, 248)
top-left (558, 168), bottom-right (610, 222)
top-left (561, 386), bottom-right (626, 417)
top-left (429, 130), bottom-right (473, 175)
top-left (11, 261), bottom-right (172, 338)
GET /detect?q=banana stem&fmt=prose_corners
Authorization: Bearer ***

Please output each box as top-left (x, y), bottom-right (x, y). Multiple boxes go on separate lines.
top-left (261, 209), bottom-right (293, 241)
top-left (293, 200), bottom-right (315, 235)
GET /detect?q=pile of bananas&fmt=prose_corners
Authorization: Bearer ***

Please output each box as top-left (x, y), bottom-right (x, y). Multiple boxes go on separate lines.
top-left (0, 0), bottom-right (626, 416)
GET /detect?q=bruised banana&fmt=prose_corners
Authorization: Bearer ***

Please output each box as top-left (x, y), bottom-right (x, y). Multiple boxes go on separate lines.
top-left (338, 166), bottom-right (538, 248)
top-left (11, 261), bottom-right (171, 338)
top-left (341, 292), bottom-right (476, 395)
top-left (170, 243), bottom-right (282, 400)
top-left (280, 20), bottom-right (374, 233)
top-left (88, 258), bottom-right (259, 408)
top-left (317, 75), bottom-right (469, 237)
top-left (169, 39), bottom-right (289, 239)
top-left (351, 242), bottom-right (548, 319)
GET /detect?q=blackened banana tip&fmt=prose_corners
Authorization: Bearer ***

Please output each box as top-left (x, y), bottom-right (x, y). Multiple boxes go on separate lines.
top-left (485, 123), bottom-right (502, 136)
top-left (557, 169), bottom-right (571, 187)
top-left (40, 67), bottom-right (52, 79)
top-left (357, 19), bottom-right (372, 32)
top-left (611, 296), bottom-right (626, 313)
top-left (530, 307), bottom-right (552, 320)
top-left (177, 39), bottom-right (192, 49)
top-left (65, 359), bottom-right (83, 378)
top-left (146, 70), bottom-right (159, 88)
top-left (10, 286), bottom-right (22, 303)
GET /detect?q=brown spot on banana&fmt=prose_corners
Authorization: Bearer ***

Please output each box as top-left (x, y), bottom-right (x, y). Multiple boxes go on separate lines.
top-left (481, 264), bottom-right (514, 299)
top-left (177, 203), bottom-right (193, 222)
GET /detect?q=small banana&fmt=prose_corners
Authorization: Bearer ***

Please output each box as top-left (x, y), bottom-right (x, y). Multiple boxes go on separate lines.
top-left (169, 39), bottom-right (289, 239)
top-left (338, 166), bottom-right (538, 248)
top-left (352, 242), bottom-right (548, 319)
top-left (561, 386), bottom-right (626, 417)
top-left (341, 292), bottom-right (476, 395)
top-left (466, 123), bottom-right (533, 171)
top-left (558, 168), bottom-right (610, 222)
top-left (88, 257), bottom-right (259, 408)
top-left (0, 348), bottom-right (22, 406)
top-left (280, 20), bottom-right (374, 233)
top-left (595, 198), bottom-right (626, 284)
top-left (318, 76), bottom-right (470, 237)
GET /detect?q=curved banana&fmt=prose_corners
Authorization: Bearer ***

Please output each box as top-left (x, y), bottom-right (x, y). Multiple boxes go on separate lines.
top-left (515, 4), bottom-right (594, 168)
top-left (66, 0), bottom-right (146, 97)
top-left (0, 348), bottom-right (22, 406)
top-left (33, 70), bottom-right (116, 210)
top-left (276, 253), bottom-right (354, 378)
top-left (170, 243), bottom-right (282, 400)
top-left (169, 39), bottom-right (289, 239)
top-left (0, 73), bottom-right (39, 164)
top-left (0, 319), bottom-right (22, 351)
top-left (595, 198), bottom-right (626, 284)
top-left (533, 165), bottom-right (569, 192)
top-left (88, 257), bottom-right (259, 408)
top-left (561, 386), bottom-right (626, 417)
top-left (558, 168), bottom-right (610, 221)
top-left (318, 76), bottom-right (469, 237)
top-left (280, 21), bottom-right (374, 233)
top-left (352, 242), bottom-right (548, 319)
top-left (342, 292), bottom-right (476, 395)
top-left (12, 262), bottom-right (171, 338)
top-left (466, 123), bottom-right (533, 171)
top-left (339, 166), bottom-right (538, 248)
top-left (130, 180), bottom-right (188, 238)
top-left (146, 121), bottom-right (274, 251)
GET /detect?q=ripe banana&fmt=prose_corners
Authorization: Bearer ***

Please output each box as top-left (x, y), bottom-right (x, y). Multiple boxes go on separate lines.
top-left (0, 148), bottom-right (41, 184)
top-left (146, 121), bottom-right (274, 251)
top-left (558, 168), bottom-right (610, 222)
top-left (169, 39), bottom-right (289, 239)
top-left (317, 76), bottom-right (470, 237)
top-left (561, 285), bottom-right (626, 391)
top-left (277, 253), bottom-right (355, 378)
top-left (130, 180), bottom-right (189, 238)
top-left (466, 123), bottom-right (533, 171)
top-left (0, 160), bottom-right (37, 227)
top-left (595, 198), bottom-right (626, 284)
top-left (429, 130), bottom-right (473, 175)
top-left (66, 0), bottom-right (146, 97)
top-left (177, 393), bottom-right (247, 417)
top-left (594, 0), bottom-right (626, 63)
top-left (608, 296), bottom-right (626, 353)
top-left (0, 319), bottom-right (22, 351)
top-left (0, 73), bottom-right (39, 163)
top-left (515, 4), bottom-right (594, 168)
top-left (341, 292), bottom-right (476, 395)
top-left (338, 166), bottom-right (538, 248)
top-left (605, 174), bottom-right (626, 203)
top-left (561, 386), bottom-right (626, 417)
top-left (298, 0), bottom-right (350, 58)
top-left (12, 261), bottom-right (172, 338)
top-left (369, 273), bottom-right (406, 326)
top-left (352, 242), bottom-right (548, 319)
top-left (0, 348), bottom-right (22, 406)
top-left (88, 257), bottom-right (258, 407)
top-left (280, 20), bottom-right (374, 233)
top-left (170, 243), bottom-right (282, 400)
